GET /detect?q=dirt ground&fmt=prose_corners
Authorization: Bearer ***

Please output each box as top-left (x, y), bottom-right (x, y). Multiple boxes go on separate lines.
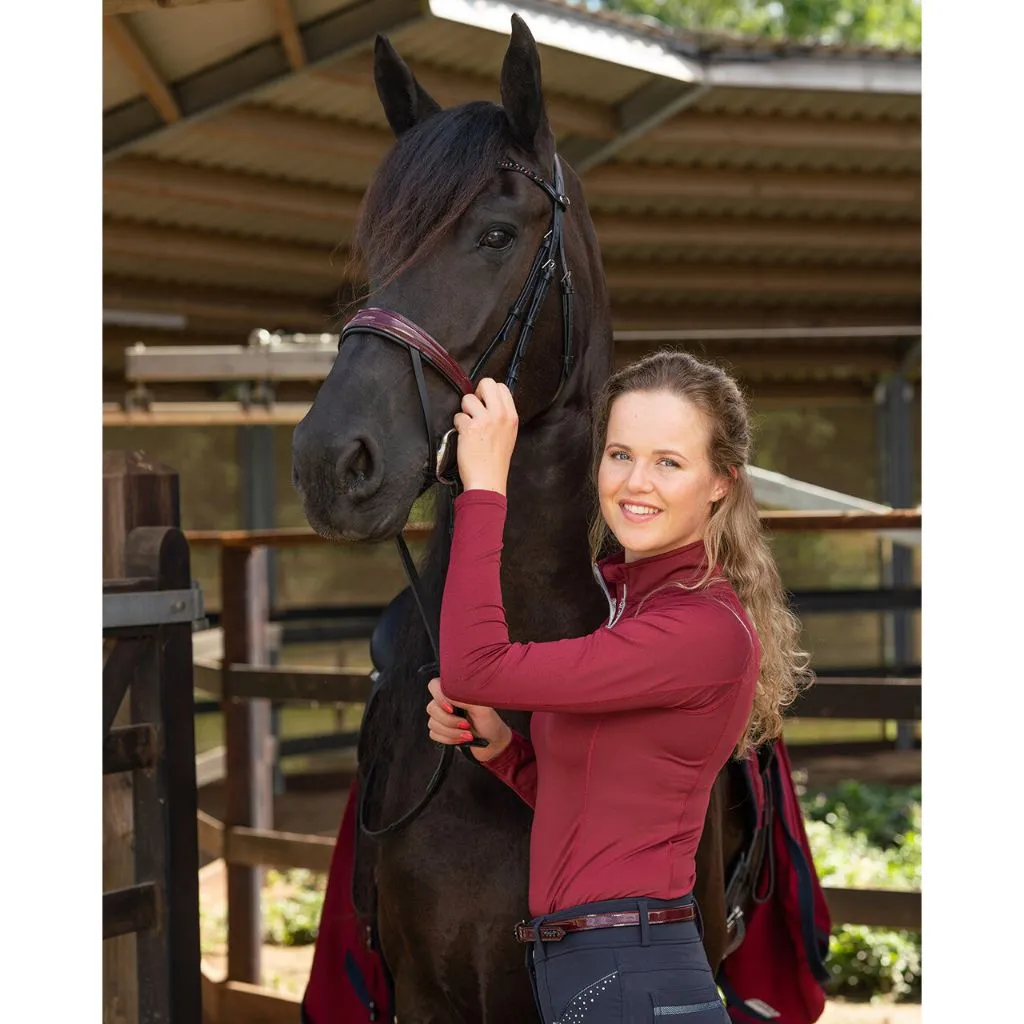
top-left (198, 860), bottom-right (919, 1023)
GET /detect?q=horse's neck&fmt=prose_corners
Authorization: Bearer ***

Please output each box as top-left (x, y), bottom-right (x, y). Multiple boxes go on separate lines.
top-left (497, 408), bottom-right (608, 643)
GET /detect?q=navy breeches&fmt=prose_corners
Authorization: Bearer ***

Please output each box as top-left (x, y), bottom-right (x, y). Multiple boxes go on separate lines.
top-left (524, 895), bottom-right (729, 1024)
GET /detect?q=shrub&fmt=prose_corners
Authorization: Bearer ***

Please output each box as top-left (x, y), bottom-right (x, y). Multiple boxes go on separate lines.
top-left (826, 926), bottom-right (922, 1001)
top-left (262, 868), bottom-right (327, 947)
top-left (801, 782), bottom-right (922, 1002)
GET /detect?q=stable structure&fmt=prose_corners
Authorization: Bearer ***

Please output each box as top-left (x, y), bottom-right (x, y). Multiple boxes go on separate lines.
top-left (103, 0), bottom-right (921, 404)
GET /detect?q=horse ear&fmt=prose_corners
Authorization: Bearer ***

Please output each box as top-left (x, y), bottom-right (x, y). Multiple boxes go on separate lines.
top-left (373, 34), bottom-right (442, 137)
top-left (500, 14), bottom-right (551, 154)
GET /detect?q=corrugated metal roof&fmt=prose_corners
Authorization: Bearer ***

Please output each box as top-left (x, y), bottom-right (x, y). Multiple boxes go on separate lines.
top-left (610, 139), bottom-right (919, 175)
top-left (293, 0), bottom-right (359, 21)
top-left (124, 0), bottom-right (279, 83)
top-left (101, 0), bottom-right (921, 393)
top-left (127, 125), bottom-right (379, 190)
top-left (394, 15), bottom-right (653, 103)
top-left (103, 249), bottom-right (337, 296)
top-left (256, 71), bottom-right (398, 127)
top-left (690, 86), bottom-right (919, 120)
top-left (103, 190), bottom-right (353, 247)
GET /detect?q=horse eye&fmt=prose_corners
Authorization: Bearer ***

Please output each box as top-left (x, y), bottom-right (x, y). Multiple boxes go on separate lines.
top-left (479, 228), bottom-right (515, 250)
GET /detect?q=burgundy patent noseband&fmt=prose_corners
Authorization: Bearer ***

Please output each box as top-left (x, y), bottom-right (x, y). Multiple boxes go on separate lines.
top-left (340, 154), bottom-right (574, 486)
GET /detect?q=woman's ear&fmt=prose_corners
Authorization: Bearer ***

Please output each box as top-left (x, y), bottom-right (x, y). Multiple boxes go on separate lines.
top-left (711, 467), bottom-right (736, 503)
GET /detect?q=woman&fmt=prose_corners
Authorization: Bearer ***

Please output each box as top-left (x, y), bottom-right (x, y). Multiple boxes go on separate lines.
top-left (427, 351), bottom-right (808, 1023)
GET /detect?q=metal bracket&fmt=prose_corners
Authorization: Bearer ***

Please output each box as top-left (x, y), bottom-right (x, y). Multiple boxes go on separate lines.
top-left (124, 381), bottom-right (153, 411)
top-left (103, 582), bottom-right (206, 630)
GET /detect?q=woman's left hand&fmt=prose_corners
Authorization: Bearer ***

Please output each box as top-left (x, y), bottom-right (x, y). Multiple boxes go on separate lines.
top-left (453, 378), bottom-right (519, 495)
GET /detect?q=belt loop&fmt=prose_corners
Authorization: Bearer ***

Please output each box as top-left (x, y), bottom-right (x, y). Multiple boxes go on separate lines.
top-left (637, 899), bottom-right (651, 947)
top-left (693, 899), bottom-right (704, 941)
top-left (532, 916), bottom-right (549, 963)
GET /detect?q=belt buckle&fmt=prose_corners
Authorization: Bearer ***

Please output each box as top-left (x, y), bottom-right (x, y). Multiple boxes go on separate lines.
top-left (514, 922), bottom-right (531, 943)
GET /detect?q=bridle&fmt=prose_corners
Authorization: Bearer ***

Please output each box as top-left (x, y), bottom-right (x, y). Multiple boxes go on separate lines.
top-left (352, 154), bottom-right (576, 839)
top-left (341, 154), bottom-right (574, 488)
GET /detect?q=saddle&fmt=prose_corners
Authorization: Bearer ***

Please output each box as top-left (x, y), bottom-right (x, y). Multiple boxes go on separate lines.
top-left (301, 592), bottom-right (409, 1023)
top-left (717, 741), bottom-right (832, 1024)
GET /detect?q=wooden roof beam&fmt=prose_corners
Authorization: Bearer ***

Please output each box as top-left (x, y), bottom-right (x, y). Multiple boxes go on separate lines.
top-left (191, 105), bottom-right (389, 162)
top-left (104, 155), bottom-right (362, 225)
top-left (591, 211), bottom-right (919, 255)
top-left (561, 79), bottom-right (711, 173)
top-left (103, 221), bottom-right (917, 297)
top-left (103, 277), bottom-right (343, 332)
top-left (616, 342), bottom-right (903, 376)
top-left (101, 336), bottom-right (900, 388)
top-left (104, 16), bottom-right (181, 124)
top-left (130, 103), bottom-right (918, 208)
top-left (586, 164), bottom-right (920, 206)
top-left (102, 278), bottom-right (920, 334)
top-left (104, 221), bottom-right (356, 284)
top-left (609, 305), bottom-right (920, 330)
top-left (104, 1), bottom-right (241, 12)
top-left (103, 155), bottom-right (918, 255)
top-left (605, 266), bottom-right (918, 298)
top-left (190, 101), bottom-right (921, 178)
top-left (270, 0), bottom-right (306, 71)
top-left (652, 112), bottom-right (920, 154)
top-left (104, 0), bottom-right (428, 157)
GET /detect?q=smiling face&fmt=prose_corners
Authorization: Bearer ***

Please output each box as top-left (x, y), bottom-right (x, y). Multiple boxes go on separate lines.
top-left (597, 389), bottom-right (731, 563)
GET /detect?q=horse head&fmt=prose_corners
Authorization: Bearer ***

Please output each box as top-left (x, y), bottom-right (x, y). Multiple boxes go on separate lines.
top-left (292, 15), bottom-right (603, 542)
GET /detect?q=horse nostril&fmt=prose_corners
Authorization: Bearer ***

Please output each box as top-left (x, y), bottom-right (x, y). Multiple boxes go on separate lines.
top-left (337, 437), bottom-right (383, 501)
top-left (350, 445), bottom-right (370, 481)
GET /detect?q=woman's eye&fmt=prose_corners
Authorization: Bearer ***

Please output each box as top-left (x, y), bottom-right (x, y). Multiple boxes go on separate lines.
top-left (658, 458), bottom-right (680, 469)
top-left (479, 228), bottom-right (515, 250)
top-left (609, 450), bottom-right (630, 462)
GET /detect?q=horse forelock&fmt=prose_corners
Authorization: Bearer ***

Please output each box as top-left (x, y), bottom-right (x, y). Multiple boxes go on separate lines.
top-left (355, 102), bottom-right (514, 291)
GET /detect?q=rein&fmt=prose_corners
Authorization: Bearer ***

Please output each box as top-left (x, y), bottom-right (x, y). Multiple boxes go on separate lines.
top-left (353, 154), bottom-right (574, 839)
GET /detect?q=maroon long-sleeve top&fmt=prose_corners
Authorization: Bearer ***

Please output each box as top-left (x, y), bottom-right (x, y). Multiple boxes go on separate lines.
top-left (440, 490), bottom-right (760, 917)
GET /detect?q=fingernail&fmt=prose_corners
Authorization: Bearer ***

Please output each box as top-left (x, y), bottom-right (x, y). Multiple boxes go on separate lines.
top-left (443, 702), bottom-right (454, 714)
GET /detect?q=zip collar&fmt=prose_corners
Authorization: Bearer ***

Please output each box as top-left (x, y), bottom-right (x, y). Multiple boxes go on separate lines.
top-left (592, 539), bottom-right (710, 627)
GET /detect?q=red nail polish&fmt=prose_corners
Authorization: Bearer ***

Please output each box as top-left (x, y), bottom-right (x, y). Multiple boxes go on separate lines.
top-left (443, 702), bottom-right (454, 714)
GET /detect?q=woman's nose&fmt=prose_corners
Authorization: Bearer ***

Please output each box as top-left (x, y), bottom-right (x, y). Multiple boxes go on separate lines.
top-left (627, 461), bottom-right (654, 491)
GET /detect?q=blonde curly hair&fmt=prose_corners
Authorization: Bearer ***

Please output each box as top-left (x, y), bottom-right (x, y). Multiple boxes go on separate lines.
top-left (587, 350), bottom-right (812, 755)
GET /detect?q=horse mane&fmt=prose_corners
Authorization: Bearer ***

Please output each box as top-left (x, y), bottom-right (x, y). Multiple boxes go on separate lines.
top-left (355, 102), bottom-right (515, 292)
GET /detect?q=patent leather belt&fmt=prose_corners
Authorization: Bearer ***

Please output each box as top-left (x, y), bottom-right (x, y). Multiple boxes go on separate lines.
top-left (514, 904), bottom-right (697, 943)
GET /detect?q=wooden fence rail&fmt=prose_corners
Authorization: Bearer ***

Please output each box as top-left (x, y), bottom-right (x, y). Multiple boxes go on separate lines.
top-left (185, 509), bottom-right (921, 549)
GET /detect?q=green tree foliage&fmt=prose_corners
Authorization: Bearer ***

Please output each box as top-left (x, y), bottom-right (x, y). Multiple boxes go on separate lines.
top-left (595, 0), bottom-right (921, 49)
top-left (801, 783), bottom-right (922, 1001)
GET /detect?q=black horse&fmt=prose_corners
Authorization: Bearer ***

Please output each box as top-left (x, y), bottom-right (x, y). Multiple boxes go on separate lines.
top-left (292, 16), bottom-right (748, 1023)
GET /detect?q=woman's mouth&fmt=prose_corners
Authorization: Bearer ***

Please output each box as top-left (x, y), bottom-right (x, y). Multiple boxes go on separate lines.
top-left (620, 501), bottom-right (663, 524)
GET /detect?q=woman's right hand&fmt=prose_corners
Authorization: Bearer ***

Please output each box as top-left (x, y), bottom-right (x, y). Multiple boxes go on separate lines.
top-left (426, 677), bottom-right (511, 763)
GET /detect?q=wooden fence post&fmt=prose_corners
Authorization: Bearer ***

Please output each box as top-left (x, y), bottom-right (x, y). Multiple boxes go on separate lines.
top-left (221, 544), bottom-right (274, 983)
top-left (103, 452), bottom-right (181, 1024)
top-left (123, 525), bottom-right (202, 1023)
